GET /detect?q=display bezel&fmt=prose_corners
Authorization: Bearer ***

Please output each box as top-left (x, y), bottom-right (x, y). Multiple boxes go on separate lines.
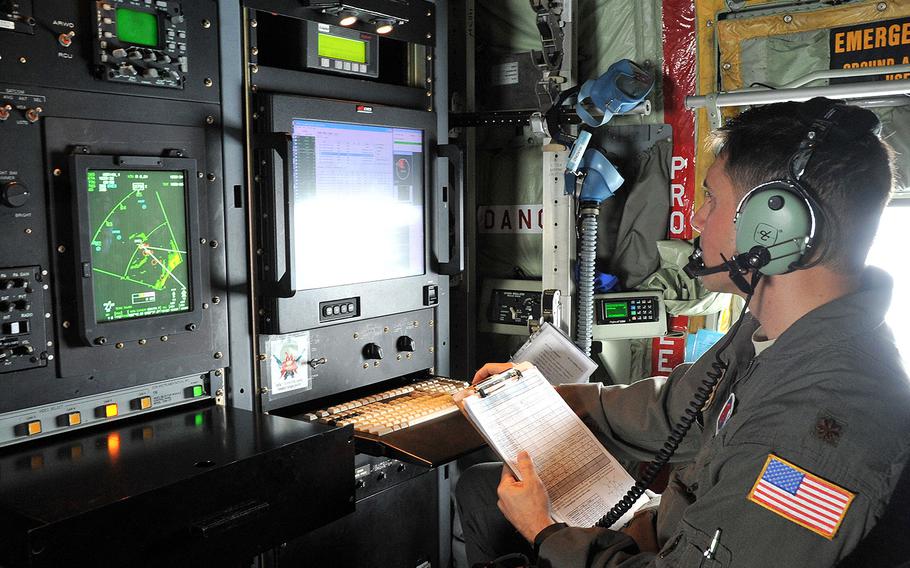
top-left (70, 154), bottom-right (204, 346)
top-left (258, 94), bottom-right (439, 334)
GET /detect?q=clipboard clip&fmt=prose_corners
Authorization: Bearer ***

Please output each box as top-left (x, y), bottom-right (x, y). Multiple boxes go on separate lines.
top-left (477, 367), bottom-right (523, 398)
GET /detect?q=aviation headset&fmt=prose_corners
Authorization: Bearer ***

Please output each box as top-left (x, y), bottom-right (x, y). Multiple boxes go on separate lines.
top-left (686, 97), bottom-right (882, 292)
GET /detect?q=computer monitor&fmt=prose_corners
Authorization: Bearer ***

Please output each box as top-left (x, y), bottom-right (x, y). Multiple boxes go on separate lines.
top-left (71, 154), bottom-right (203, 346)
top-left (290, 119), bottom-right (425, 290)
top-left (257, 94), bottom-right (441, 333)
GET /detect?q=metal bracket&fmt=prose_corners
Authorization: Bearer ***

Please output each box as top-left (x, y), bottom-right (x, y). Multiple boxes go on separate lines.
top-left (706, 92), bottom-right (723, 130)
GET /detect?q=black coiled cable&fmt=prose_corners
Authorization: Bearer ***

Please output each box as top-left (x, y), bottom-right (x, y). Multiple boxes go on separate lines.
top-left (594, 271), bottom-right (761, 528)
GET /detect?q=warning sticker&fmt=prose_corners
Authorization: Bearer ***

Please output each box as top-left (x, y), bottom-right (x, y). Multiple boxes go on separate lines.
top-left (830, 17), bottom-right (910, 82)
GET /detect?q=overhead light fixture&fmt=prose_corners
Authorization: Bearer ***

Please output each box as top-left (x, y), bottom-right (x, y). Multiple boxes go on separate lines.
top-left (338, 10), bottom-right (358, 26)
top-left (302, 2), bottom-right (409, 32)
top-left (374, 18), bottom-right (395, 34)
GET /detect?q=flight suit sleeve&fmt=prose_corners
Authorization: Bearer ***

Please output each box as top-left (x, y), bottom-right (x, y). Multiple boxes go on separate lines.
top-left (649, 441), bottom-right (877, 567)
top-left (536, 440), bottom-right (879, 568)
top-left (557, 361), bottom-right (706, 463)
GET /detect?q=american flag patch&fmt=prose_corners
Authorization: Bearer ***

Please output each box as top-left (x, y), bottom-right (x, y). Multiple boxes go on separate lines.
top-left (748, 454), bottom-right (854, 539)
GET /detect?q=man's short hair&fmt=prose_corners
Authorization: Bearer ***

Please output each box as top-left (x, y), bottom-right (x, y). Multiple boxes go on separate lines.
top-left (713, 98), bottom-right (895, 273)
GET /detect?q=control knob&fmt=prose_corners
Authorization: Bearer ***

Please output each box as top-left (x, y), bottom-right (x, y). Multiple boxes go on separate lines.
top-left (362, 343), bottom-right (383, 360)
top-left (0, 301), bottom-right (12, 313)
top-left (1, 181), bottom-right (30, 208)
top-left (396, 336), bottom-right (415, 352)
top-left (14, 300), bottom-right (30, 311)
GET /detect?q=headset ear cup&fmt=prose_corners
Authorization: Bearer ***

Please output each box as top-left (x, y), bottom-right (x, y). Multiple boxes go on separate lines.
top-left (734, 182), bottom-right (813, 275)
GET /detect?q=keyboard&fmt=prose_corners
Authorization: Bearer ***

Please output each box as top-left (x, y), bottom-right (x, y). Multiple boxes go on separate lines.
top-left (301, 378), bottom-right (469, 436)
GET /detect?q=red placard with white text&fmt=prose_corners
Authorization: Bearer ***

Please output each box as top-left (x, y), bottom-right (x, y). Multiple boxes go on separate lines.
top-left (662, 0), bottom-right (697, 241)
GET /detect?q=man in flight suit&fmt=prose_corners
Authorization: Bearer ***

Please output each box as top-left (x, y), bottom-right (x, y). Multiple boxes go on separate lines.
top-left (456, 98), bottom-right (910, 567)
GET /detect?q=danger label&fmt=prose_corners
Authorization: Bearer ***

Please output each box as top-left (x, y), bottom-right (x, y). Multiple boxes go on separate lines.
top-left (477, 205), bottom-right (543, 234)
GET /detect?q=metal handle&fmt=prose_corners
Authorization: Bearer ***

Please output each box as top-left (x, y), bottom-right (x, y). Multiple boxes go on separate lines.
top-left (191, 500), bottom-right (270, 538)
top-left (436, 144), bottom-right (464, 276)
top-left (254, 133), bottom-right (296, 297)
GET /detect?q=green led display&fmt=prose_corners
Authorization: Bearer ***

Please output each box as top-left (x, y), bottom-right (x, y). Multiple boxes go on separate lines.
top-left (116, 7), bottom-right (159, 47)
top-left (605, 302), bottom-right (628, 319)
top-left (87, 169), bottom-right (191, 323)
top-left (318, 33), bottom-right (367, 64)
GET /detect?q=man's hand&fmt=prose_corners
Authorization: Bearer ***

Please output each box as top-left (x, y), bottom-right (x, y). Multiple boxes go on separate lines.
top-left (620, 509), bottom-right (659, 553)
top-left (472, 362), bottom-right (515, 385)
top-left (497, 451), bottom-right (555, 542)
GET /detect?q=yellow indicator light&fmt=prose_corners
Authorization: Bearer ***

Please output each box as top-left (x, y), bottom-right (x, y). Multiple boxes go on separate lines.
top-left (67, 412), bottom-right (82, 426)
top-left (27, 421), bottom-right (42, 436)
top-left (104, 403), bottom-right (118, 418)
top-left (139, 396), bottom-right (152, 410)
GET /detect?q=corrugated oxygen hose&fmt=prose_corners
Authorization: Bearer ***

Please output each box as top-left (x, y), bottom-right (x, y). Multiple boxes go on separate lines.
top-left (575, 209), bottom-right (598, 356)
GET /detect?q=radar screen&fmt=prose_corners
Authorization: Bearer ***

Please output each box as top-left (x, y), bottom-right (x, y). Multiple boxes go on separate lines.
top-left (85, 169), bottom-right (191, 322)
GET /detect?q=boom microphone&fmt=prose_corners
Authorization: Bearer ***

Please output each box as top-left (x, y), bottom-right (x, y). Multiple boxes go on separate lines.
top-left (684, 237), bottom-right (767, 295)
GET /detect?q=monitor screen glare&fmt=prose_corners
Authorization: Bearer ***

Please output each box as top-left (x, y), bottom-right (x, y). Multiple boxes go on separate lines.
top-left (86, 169), bottom-right (191, 322)
top-left (290, 119), bottom-right (425, 290)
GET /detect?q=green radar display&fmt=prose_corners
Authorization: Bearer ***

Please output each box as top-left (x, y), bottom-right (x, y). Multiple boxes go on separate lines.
top-left (86, 169), bottom-right (191, 322)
